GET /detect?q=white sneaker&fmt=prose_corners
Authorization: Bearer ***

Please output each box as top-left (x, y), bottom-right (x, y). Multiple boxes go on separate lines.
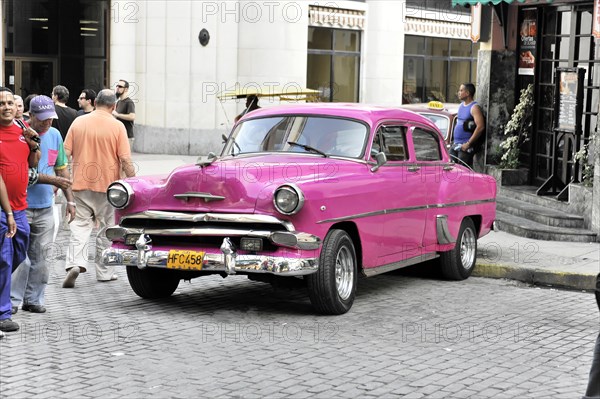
top-left (63, 266), bottom-right (80, 288)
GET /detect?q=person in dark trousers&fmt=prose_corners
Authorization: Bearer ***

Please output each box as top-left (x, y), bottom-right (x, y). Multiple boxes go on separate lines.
top-left (51, 85), bottom-right (78, 140)
top-left (113, 79), bottom-right (136, 147)
top-left (449, 83), bottom-right (485, 168)
top-left (583, 273), bottom-right (600, 399)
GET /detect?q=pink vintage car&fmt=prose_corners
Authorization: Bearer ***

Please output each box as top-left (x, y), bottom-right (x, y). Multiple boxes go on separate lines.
top-left (103, 103), bottom-right (496, 315)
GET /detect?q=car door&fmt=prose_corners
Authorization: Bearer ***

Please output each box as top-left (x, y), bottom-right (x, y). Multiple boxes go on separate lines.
top-left (370, 123), bottom-right (429, 267)
top-left (409, 126), bottom-right (449, 252)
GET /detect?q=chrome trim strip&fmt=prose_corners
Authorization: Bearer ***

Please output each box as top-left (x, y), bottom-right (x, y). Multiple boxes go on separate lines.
top-left (102, 249), bottom-right (318, 276)
top-left (318, 198), bottom-right (495, 224)
top-left (436, 215), bottom-right (455, 245)
top-left (120, 211), bottom-right (296, 232)
top-left (431, 198), bottom-right (496, 208)
top-left (105, 226), bottom-right (321, 250)
top-left (362, 253), bottom-right (438, 277)
top-left (174, 192), bottom-right (225, 202)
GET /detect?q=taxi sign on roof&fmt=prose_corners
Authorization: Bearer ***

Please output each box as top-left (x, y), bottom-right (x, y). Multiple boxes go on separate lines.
top-left (427, 101), bottom-right (444, 110)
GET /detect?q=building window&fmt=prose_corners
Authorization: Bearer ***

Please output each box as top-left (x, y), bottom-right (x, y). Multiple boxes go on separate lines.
top-left (307, 27), bottom-right (361, 102)
top-left (3, 0), bottom-right (108, 105)
top-left (403, 36), bottom-right (479, 104)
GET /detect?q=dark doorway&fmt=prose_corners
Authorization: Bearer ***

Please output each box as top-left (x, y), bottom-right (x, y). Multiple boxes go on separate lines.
top-left (3, 0), bottom-right (109, 108)
top-left (532, 3), bottom-right (599, 187)
top-left (4, 58), bottom-right (57, 98)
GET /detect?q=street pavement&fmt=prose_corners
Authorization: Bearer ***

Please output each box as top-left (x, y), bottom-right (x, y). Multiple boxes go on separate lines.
top-left (0, 152), bottom-right (599, 398)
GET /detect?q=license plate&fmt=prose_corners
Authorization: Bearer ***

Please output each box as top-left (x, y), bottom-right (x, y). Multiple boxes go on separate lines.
top-left (166, 250), bottom-right (205, 270)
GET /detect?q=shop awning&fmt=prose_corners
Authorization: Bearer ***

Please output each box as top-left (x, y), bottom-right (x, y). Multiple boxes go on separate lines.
top-left (452, 0), bottom-right (553, 5)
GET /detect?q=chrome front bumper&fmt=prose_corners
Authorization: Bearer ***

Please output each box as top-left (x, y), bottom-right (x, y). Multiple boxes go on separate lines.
top-left (102, 237), bottom-right (318, 276)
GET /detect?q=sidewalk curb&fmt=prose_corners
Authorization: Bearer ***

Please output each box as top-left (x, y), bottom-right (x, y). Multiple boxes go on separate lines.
top-left (473, 262), bottom-right (597, 291)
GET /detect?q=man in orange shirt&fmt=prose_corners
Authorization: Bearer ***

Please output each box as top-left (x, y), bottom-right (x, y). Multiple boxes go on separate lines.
top-left (62, 89), bottom-right (135, 288)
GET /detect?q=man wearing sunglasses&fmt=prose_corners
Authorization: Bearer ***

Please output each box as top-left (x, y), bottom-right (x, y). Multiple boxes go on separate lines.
top-left (76, 89), bottom-right (96, 117)
top-left (113, 80), bottom-right (136, 148)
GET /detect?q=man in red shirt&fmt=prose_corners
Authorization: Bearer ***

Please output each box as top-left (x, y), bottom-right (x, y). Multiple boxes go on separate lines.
top-left (0, 87), bottom-right (40, 333)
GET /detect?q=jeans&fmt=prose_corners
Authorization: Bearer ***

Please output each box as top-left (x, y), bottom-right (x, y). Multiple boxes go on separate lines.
top-left (11, 207), bottom-right (54, 307)
top-left (449, 144), bottom-right (475, 168)
top-left (0, 210), bottom-right (30, 320)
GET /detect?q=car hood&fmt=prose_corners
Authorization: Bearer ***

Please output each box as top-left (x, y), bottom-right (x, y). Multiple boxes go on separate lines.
top-left (119, 154), bottom-right (362, 215)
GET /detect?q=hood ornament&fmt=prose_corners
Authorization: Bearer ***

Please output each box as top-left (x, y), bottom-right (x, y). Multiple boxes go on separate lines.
top-left (174, 192), bottom-right (225, 202)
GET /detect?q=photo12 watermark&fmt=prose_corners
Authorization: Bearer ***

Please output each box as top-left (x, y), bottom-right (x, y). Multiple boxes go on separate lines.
top-left (199, 322), bottom-right (339, 343)
top-left (400, 322), bottom-right (543, 344)
top-left (13, 321), bottom-right (140, 344)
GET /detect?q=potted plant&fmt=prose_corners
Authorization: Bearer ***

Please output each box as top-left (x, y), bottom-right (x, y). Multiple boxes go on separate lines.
top-left (487, 84), bottom-right (534, 186)
top-left (574, 141), bottom-right (594, 187)
top-left (498, 83), bottom-right (534, 169)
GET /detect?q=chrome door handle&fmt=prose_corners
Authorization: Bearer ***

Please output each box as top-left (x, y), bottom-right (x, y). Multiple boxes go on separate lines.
top-left (408, 166), bottom-right (420, 172)
top-left (443, 166), bottom-right (454, 171)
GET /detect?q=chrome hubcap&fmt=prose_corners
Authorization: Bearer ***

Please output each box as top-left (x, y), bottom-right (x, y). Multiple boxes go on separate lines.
top-left (460, 227), bottom-right (477, 270)
top-left (335, 245), bottom-right (354, 300)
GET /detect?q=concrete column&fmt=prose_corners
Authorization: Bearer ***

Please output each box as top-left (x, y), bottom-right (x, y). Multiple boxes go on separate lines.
top-left (110, 2), bottom-right (138, 90)
top-left (361, 1), bottom-right (404, 105)
top-left (476, 49), bottom-right (516, 170)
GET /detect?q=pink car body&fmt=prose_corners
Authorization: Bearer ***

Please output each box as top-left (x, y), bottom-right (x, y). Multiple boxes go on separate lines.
top-left (104, 103), bottom-right (496, 314)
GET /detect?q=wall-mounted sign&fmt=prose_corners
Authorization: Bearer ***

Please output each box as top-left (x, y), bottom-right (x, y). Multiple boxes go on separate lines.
top-left (518, 9), bottom-right (537, 76)
top-left (593, 0), bottom-right (600, 39)
top-left (470, 3), bottom-right (481, 43)
top-left (555, 68), bottom-right (585, 134)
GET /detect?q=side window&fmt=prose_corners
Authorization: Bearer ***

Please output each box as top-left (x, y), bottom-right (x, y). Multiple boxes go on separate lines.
top-left (373, 126), bottom-right (408, 161)
top-left (412, 128), bottom-right (442, 161)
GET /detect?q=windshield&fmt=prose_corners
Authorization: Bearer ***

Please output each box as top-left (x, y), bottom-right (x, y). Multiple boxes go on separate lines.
top-left (222, 116), bottom-right (369, 158)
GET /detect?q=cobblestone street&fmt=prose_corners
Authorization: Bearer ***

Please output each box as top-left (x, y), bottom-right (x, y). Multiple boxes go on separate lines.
top-left (0, 225), bottom-right (597, 398)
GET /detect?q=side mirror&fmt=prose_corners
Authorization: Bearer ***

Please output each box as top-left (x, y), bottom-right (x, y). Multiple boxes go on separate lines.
top-left (370, 152), bottom-right (387, 172)
top-left (196, 151), bottom-right (217, 168)
top-left (221, 134), bottom-right (228, 144)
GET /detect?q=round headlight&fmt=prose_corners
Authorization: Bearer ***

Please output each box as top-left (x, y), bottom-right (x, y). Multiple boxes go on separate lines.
top-left (107, 182), bottom-right (133, 209)
top-left (273, 185), bottom-right (304, 215)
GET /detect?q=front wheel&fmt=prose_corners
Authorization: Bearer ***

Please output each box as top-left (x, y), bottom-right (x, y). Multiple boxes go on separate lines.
top-left (440, 217), bottom-right (477, 280)
top-left (126, 267), bottom-right (181, 299)
top-left (307, 230), bottom-right (357, 315)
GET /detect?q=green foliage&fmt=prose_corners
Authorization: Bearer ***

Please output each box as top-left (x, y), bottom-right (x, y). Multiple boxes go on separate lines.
top-left (499, 84), bottom-right (534, 169)
top-left (574, 142), bottom-right (594, 187)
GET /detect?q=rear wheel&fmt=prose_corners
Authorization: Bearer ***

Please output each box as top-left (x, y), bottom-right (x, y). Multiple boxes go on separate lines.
top-left (440, 217), bottom-right (477, 280)
top-left (307, 230), bottom-right (357, 315)
top-left (126, 267), bottom-right (181, 298)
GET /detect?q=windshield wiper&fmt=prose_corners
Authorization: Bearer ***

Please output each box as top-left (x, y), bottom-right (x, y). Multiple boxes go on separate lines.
top-left (287, 141), bottom-right (328, 157)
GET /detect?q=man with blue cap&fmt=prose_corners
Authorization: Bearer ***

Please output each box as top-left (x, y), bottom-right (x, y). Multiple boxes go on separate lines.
top-left (11, 95), bottom-right (76, 314)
